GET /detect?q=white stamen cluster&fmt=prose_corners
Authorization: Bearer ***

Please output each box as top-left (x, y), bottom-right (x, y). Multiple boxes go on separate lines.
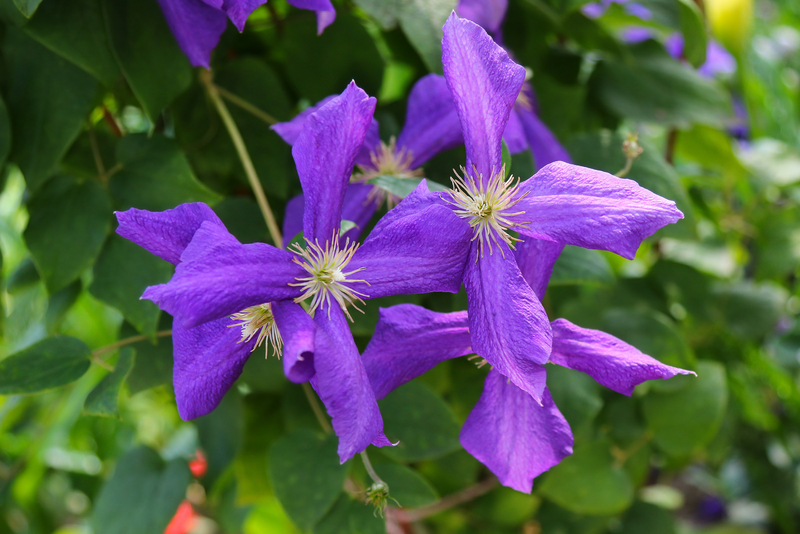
top-left (289, 233), bottom-right (370, 321)
top-left (353, 137), bottom-right (423, 208)
top-left (445, 166), bottom-right (529, 258)
top-left (229, 303), bottom-right (283, 358)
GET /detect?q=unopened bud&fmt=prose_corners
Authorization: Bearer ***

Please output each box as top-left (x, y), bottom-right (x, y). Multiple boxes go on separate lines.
top-left (622, 133), bottom-right (644, 161)
top-left (365, 481), bottom-right (393, 516)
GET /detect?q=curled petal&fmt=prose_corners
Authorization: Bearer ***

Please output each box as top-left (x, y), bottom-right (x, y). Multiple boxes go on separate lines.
top-left (157, 0), bottom-right (227, 68)
top-left (272, 301), bottom-right (316, 383)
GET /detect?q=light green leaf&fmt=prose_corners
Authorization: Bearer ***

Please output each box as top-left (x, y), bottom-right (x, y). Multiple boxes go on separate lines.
top-left (12, 0), bottom-right (40, 17)
top-left (312, 494), bottom-right (385, 534)
top-left (711, 282), bottom-right (787, 339)
top-left (83, 348), bottom-right (135, 418)
top-left (374, 463), bottom-right (439, 508)
top-left (677, 0), bottom-right (707, 68)
top-left (550, 245), bottom-right (614, 286)
top-left (0, 336), bottom-right (91, 394)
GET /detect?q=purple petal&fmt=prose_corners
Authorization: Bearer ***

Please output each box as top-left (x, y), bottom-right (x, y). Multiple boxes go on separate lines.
top-left (465, 243), bottom-right (551, 401)
top-left (456, 0), bottom-right (508, 34)
top-left (282, 194), bottom-right (305, 248)
top-left (311, 304), bottom-right (391, 462)
top-left (511, 161), bottom-right (684, 260)
top-left (172, 316), bottom-right (255, 420)
top-left (272, 301), bottom-right (316, 383)
top-left (581, 2), bottom-right (607, 18)
top-left (115, 203), bottom-right (224, 266)
top-left (157, 0), bottom-right (228, 68)
top-left (286, 0), bottom-right (337, 33)
top-left (350, 186), bottom-right (471, 299)
top-left (461, 372), bottom-right (573, 493)
top-left (362, 305), bottom-right (471, 399)
top-left (664, 33), bottom-right (685, 59)
top-left (502, 108), bottom-right (528, 154)
top-left (514, 237), bottom-right (564, 299)
top-left (292, 82), bottom-right (377, 243)
top-left (621, 26), bottom-right (655, 44)
top-left (143, 222), bottom-right (303, 328)
top-left (516, 107), bottom-right (572, 169)
top-left (700, 40), bottom-right (737, 77)
top-left (550, 318), bottom-right (696, 396)
top-left (396, 74), bottom-right (463, 168)
top-left (624, 3), bottom-right (652, 19)
top-left (220, 0), bottom-right (265, 31)
top-left (442, 13), bottom-right (525, 182)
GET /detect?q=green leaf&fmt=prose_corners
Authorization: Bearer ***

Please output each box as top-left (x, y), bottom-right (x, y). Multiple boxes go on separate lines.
top-left (268, 428), bottom-right (348, 531)
top-left (312, 494), bottom-right (385, 534)
top-left (213, 197), bottom-right (268, 244)
top-left (398, 0), bottom-right (457, 73)
top-left (92, 446), bottom-right (192, 534)
top-left (83, 348), bottom-right (135, 418)
top-left (89, 236), bottom-right (173, 338)
top-left (538, 440), bottom-right (634, 516)
top-left (374, 463), bottom-right (439, 507)
top-left (122, 317), bottom-right (174, 393)
top-left (25, 0), bottom-right (120, 86)
top-left (620, 501), bottom-right (676, 534)
top-left (364, 175), bottom-right (446, 200)
top-left (501, 139), bottom-right (512, 178)
top-left (601, 308), bottom-right (695, 370)
top-left (677, 0), bottom-right (707, 68)
top-left (642, 360), bottom-right (727, 457)
top-left (711, 282), bottom-right (787, 339)
top-left (12, 0), bottom-right (40, 17)
top-left (379, 381), bottom-right (461, 462)
top-left (110, 134), bottom-right (221, 211)
top-left (24, 175), bottom-right (111, 294)
top-left (196, 389), bottom-right (243, 487)
top-left (546, 365), bottom-right (603, 432)
top-left (0, 96), bottom-right (13, 172)
top-left (5, 28), bottom-right (98, 190)
top-left (352, 0), bottom-right (401, 28)
top-left (550, 245), bottom-right (614, 286)
top-left (6, 257), bottom-right (41, 293)
top-left (45, 280), bottom-right (83, 333)
top-left (0, 336), bottom-right (91, 394)
top-left (102, 0), bottom-right (192, 119)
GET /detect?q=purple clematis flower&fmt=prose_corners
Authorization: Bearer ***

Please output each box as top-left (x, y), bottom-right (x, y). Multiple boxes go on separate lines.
top-left (119, 81), bottom-right (472, 462)
top-left (395, 13), bottom-right (683, 404)
top-left (362, 238), bottom-right (694, 492)
top-left (158, 0), bottom-right (336, 68)
top-left (273, 73), bottom-right (463, 245)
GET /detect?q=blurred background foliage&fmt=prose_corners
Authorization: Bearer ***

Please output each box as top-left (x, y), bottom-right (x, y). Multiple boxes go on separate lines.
top-left (0, 0), bottom-right (797, 532)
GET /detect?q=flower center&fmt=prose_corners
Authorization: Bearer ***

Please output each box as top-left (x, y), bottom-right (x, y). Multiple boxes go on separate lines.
top-left (444, 166), bottom-right (529, 258)
top-left (288, 233), bottom-right (370, 321)
top-left (229, 303), bottom-right (283, 358)
top-left (353, 137), bottom-right (423, 208)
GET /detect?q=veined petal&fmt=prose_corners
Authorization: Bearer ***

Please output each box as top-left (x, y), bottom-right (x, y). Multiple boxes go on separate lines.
top-left (502, 108), bottom-right (528, 154)
top-left (465, 243), bottom-right (551, 401)
top-left (514, 237), bottom-right (564, 300)
top-left (143, 222), bottom-right (304, 328)
top-left (115, 203), bottom-right (224, 266)
top-left (363, 305), bottom-right (472, 399)
top-left (157, 0), bottom-right (228, 68)
top-left (511, 161), bottom-right (684, 260)
top-left (311, 304), bottom-right (391, 462)
top-left (516, 107), bottom-right (572, 169)
top-left (293, 82), bottom-right (377, 243)
top-left (286, 0), bottom-right (337, 33)
top-left (272, 301), bottom-right (316, 383)
top-left (442, 13), bottom-right (525, 182)
top-left (456, 0), bottom-right (508, 34)
top-left (172, 316), bottom-right (256, 420)
top-left (550, 319), bottom-right (695, 396)
top-left (220, 0), bottom-right (265, 31)
top-left (396, 74), bottom-right (463, 169)
top-left (461, 373), bottom-right (573, 493)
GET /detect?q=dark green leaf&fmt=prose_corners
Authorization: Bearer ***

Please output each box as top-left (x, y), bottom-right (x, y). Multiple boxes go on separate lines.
top-left (352, 0), bottom-right (400, 28)
top-left (0, 336), bottom-right (91, 394)
top-left (45, 280), bottom-right (82, 332)
top-left (677, 0), bottom-right (707, 68)
top-left (501, 139), bottom-right (512, 178)
top-left (92, 446), bottom-right (191, 534)
top-left (620, 501), bottom-right (676, 534)
top-left (712, 282), bottom-right (787, 339)
top-left (24, 175), bottom-right (111, 294)
top-left (89, 236), bottom-right (173, 338)
top-left (102, 0), bottom-right (192, 119)
top-left (213, 197), bottom-right (268, 244)
top-left (0, 97), bottom-right (13, 172)
top-left (196, 389), bottom-right (243, 487)
top-left (122, 316), bottom-right (174, 393)
top-left (312, 494), bottom-right (385, 534)
top-left (550, 245), bottom-right (614, 286)
top-left (601, 308), bottom-right (695, 370)
top-left (83, 348), bottom-right (135, 418)
top-left (398, 0), bottom-right (457, 73)
top-left (12, 0), bottom-right (40, 17)
top-left (268, 428), bottom-right (348, 531)
top-left (6, 258), bottom-right (41, 293)
top-left (374, 463), bottom-right (438, 508)
top-left (6, 28), bottom-right (98, 190)
top-left (546, 364), bottom-right (603, 431)
top-left (379, 381), bottom-right (461, 462)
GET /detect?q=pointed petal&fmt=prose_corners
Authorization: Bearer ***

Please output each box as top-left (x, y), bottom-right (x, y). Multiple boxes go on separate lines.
top-left (143, 222), bottom-right (303, 328)
top-left (157, 0), bottom-right (227, 68)
top-left (550, 319), bottom-right (696, 396)
top-left (272, 301), bottom-right (316, 383)
top-left (465, 243), bottom-right (551, 401)
top-left (311, 304), bottom-right (391, 462)
top-left (396, 74), bottom-right (463, 168)
top-left (115, 203), bottom-right (224, 266)
top-left (442, 13), bottom-right (525, 181)
top-left (511, 161), bottom-right (684, 259)
top-left (221, 0), bottom-right (265, 31)
top-left (173, 316), bottom-right (255, 420)
top-left (456, 0), bottom-right (508, 34)
top-left (363, 305), bottom-right (471, 399)
top-left (514, 237), bottom-right (564, 300)
top-left (502, 108), bottom-right (528, 154)
top-left (461, 373), bottom-right (573, 493)
top-left (516, 107), bottom-right (572, 169)
top-left (286, 0), bottom-right (337, 33)
top-left (293, 82), bottom-right (377, 243)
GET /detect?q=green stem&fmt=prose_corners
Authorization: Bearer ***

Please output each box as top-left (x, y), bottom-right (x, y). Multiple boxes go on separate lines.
top-left (216, 85), bottom-right (278, 125)
top-left (388, 477), bottom-right (498, 523)
top-left (92, 330), bottom-right (173, 359)
top-left (302, 382), bottom-right (332, 433)
top-left (360, 450), bottom-right (385, 486)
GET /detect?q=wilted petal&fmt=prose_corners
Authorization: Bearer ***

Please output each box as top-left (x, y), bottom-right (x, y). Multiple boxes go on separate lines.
top-left (461, 372), bottom-right (573, 493)
top-left (287, 0), bottom-right (336, 33)
top-left (157, 0), bottom-right (228, 68)
top-left (363, 305), bottom-right (471, 399)
top-left (293, 82), bottom-right (377, 243)
top-left (396, 74), bottom-right (463, 168)
top-left (456, 0), bottom-right (508, 34)
top-left (272, 301), bottom-right (316, 383)
top-left (442, 13), bottom-right (525, 182)
top-left (312, 304), bottom-right (391, 462)
top-left (514, 237), bottom-right (564, 299)
top-left (115, 203), bottom-right (224, 266)
top-left (173, 316), bottom-right (256, 420)
top-left (502, 108), bottom-right (528, 154)
top-left (550, 318), bottom-right (696, 395)
top-left (511, 161), bottom-right (684, 260)
top-left (465, 243), bottom-right (551, 401)
top-left (516, 107), bottom-right (572, 169)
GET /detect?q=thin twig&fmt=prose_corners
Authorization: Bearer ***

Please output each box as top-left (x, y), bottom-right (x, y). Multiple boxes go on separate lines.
top-left (388, 477), bottom-right (499, 523)
top-left (88, 127), bottom-right (106, 178)
top-left (99, 163), bottom-right (123, 183)
top-left (103, 106), bottom-right (123, 138)
top-left (665, 129), bottom-right (678, 165)
top-left (91, 356), bottom-right (114, 371)
top-left (302, 382), bottom-right (332, 433)
top-left (199, 69), bottom-right (283, 247)
top-left (91, 330), bottom-right (173, 359)
top-left (361, 450), bottom-right (385, 486)
top-left (216, 85), bottom-right (278, 125)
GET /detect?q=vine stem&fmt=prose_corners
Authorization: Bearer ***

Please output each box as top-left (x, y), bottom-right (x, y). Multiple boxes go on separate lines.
top-left (387, 476), bottom-right (499, 523)
top-left (216, 85), bottom-right (278, 125)
top-left (199, 69), bottom-right (283, 247)
top-left (360, 450), bottom-right (385, 486)
top-left (302, 382), bottom-right (332, 433)
top-left (92, 330), bottom-right (173, 359)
